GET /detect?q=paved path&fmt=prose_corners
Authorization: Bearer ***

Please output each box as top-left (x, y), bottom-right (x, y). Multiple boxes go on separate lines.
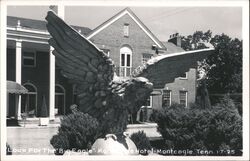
top-left (7, 123), bottom-right (161, 155)
top-left (7, 126), bottom-right (58, 155)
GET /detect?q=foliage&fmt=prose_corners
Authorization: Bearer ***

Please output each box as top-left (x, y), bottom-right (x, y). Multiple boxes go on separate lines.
top-left (130, 131), bottom-right (152, 155)
top-left (195, 79), bottom-right (211, 109)
top-left (181, 31), bottom-right (242, 104)
top-left (207, 34), bottom-right (242, 95)
top-left (6, 143), bottom-right (12, 155)
top-left (39, 95), bottom-right (48, 117)
top-left (152, 100), bottom-right (242, 156)
top-left (50, 112), bottom-right (99, 155)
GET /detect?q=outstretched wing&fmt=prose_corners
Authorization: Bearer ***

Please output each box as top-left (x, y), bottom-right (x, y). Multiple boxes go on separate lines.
top-left (134, 48), bottom-right (214, 88)
top-left (46, 11), bottom-right (115, 118)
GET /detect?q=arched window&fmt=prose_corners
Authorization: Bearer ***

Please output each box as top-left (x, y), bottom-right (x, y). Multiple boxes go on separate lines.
top-left (120, 46), bottom-right (132, 77)
top-left (21, 83), bottom-right (37, 116)
top-left (55, 84), bottom-right (65, 115)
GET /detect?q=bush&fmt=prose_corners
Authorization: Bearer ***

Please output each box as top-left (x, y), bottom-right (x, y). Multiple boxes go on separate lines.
top-left (6, 143), bottom-right (12, 155)
top-left (50, 112), bottom-right (99, 155)
top-left (153, 99), bottom-right (242, 156)
top-left (130, 131), bottom-right (152, 155)
top-left (39, 95), bottom-right (48, 117)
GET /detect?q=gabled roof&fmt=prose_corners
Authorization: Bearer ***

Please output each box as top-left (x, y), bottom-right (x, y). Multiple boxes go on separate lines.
top-left (7, 16), bottom-right (92, 36)
top-left (87, 7), bottom-right (165, 49)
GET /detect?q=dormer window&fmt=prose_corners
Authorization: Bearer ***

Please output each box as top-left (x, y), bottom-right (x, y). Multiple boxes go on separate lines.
top-left (123, 24), bottom-right (129, 37)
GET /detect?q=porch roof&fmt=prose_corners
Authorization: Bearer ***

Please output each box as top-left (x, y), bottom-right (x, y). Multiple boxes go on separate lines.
top-left (7, 81), bottom-right (28, 94)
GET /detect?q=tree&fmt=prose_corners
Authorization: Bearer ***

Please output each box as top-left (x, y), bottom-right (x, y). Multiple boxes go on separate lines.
top-left (39, 95), bottom-right (48, 117)
top-left (181, 31), bottom-right (242, 104)
top-left (207, 34), bottom-right (242, 95)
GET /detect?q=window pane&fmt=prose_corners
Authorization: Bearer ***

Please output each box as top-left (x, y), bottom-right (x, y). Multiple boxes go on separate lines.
top-left (23, 58), bottom-right (35, 66)
top-left (29, 94), bottom-right (36, 112)
top-left (24, 85), bottom-right (36, 92)
top-left (55, 86), bottom-right (64, 93)
top-left (23, 52), bottom-right (35, 67)
top-left (143, 97), bottom-right (151, 107)
top-left (179, 91), bottom-right (187, 107)
top-left (124, 24), bottom-right (129, 37)
top-left (121, 54), bottom-right (125, 66)
top-left (55, 95), bottom-right (64, 115)
top-left (180, 72), bottom-right (187, 78)
top-left (127, 54), bottom-right (131, 67)
top-left (120, 67), bottom-right (125, 77)
top-left (162, 90), bottom-right (171, 107)
top-left (126, 67), bottom-right (131, 76)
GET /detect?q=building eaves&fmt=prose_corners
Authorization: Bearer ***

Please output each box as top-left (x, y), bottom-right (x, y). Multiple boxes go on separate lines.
top-left (87, 7), bottom-right (166, 49)
top-left (7, 16), bottom-right (92, 36)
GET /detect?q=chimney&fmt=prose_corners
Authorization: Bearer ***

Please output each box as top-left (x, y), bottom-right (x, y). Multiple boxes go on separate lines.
top-left (168, 32), bottom-right (181, 47)
top-left (17, 20), bottom-right (21, 27)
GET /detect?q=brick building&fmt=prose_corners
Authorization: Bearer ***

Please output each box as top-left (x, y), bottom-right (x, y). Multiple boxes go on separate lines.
top-left (6, 7), bottom-right (196, 121)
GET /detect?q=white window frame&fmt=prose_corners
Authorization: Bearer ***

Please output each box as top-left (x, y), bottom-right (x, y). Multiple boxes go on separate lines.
top-left (55, 84), bottom-right (66, 115)
top-left (123, 24), bottom-right (129, 37)
top-left (162, 89), bottom-right (171, 107)
top-left (180, 72), bottom-right (188, 80)
top-left (141, 96), bottom-right (153, 109)
top-left (22, 50), bottom-right (36, 67)
top-left (179, 91), bottom-right (188, 107)
top-left (120, 46), bottom-right (132, 77)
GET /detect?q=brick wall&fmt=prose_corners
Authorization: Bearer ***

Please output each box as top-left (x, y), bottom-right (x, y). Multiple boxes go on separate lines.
top-left (90, 13), bottom-right (197, 109)
top-left (90, 14), bottom-right (157, 69)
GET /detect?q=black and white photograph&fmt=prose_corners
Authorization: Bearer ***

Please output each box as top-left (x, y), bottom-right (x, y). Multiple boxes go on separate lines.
top-left (0, 0), bottom-right (249, 160)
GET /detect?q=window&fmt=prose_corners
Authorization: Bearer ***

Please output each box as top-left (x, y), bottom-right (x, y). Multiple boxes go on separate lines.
top-left (162, 90), bottom-right (171, 107)
top-left (179, 91), bottom-right (188, 107)
top-left (55, 84), bottom-right (65, 115)
top-left (123, 24), bottom-right (129, 37)
top-left (120, 46), bottom-right (132, 77)
top-left (142, 96), bottom-right (152, 108)
top-left (180, 72), bottom-right (188, 79)
top-left (21, 83), bottom-right (37, 116)
top-left (23, 51), bottom-right (36, 67)
top-left (142, 53), bottom-right (153, 64)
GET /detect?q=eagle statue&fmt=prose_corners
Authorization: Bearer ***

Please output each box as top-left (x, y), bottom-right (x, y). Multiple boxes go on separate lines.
top-left (45, 11), bottom-right (214, 138)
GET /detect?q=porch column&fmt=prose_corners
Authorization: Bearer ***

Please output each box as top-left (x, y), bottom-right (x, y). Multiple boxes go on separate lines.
top-left (49, 5), bottom-right (64, 120)
top-left (49, 47), bottom-right (55, 120)
top-left (16, 40), bottom-right (22, 120)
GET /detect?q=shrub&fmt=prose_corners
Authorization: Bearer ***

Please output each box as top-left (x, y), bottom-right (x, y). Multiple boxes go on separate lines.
top-left (39, 95), bottom-right (48, 117)
top-left (6, 143), bottom-right (12, 155)
top-left (130, 131), bottom-right (152, 155)
top-left (50, 112), bottom-right (99, 155)
top-left (153, 100), bottom-right (242, 156)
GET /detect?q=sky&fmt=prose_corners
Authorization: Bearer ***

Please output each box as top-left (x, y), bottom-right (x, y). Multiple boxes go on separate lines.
top-left (7, 6), bottom-right (242, 41)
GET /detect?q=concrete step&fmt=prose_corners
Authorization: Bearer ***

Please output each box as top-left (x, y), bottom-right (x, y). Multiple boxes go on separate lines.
top-left (18, 117), bottom-right (61, 125)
